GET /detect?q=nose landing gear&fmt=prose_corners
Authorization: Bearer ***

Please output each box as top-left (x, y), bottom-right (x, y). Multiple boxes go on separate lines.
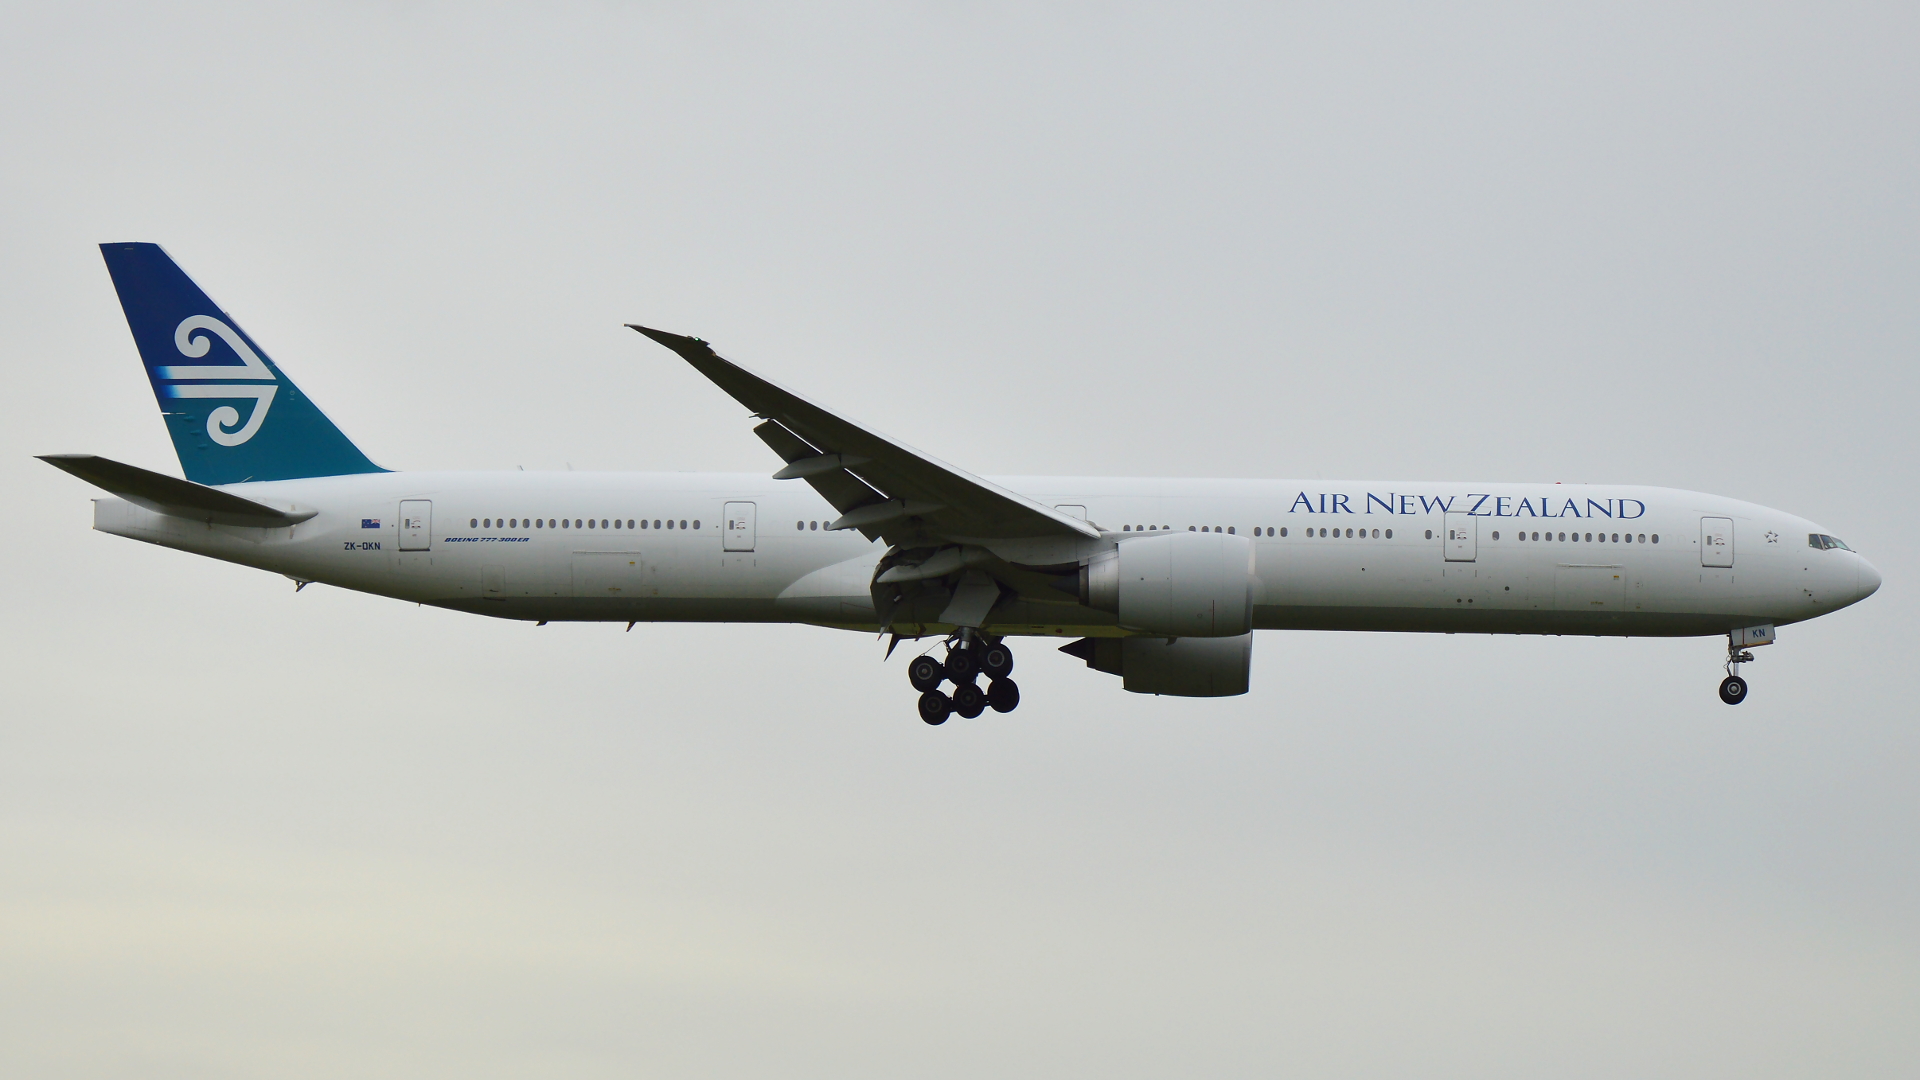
top-left (1719, 670), bottom-right (1749, 705)
top-left (1718, 626), bottom-right (1773, 705)
top-left (906, 631), bottom-right (1020, 724)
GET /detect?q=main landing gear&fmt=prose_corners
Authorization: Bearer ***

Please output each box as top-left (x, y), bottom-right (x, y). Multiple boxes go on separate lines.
top-left (911, 630), bottom-right (1020, 725)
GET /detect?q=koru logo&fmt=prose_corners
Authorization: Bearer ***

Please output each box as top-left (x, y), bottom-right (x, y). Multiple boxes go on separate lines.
top-left (158, 315), bottom-right (277, 446)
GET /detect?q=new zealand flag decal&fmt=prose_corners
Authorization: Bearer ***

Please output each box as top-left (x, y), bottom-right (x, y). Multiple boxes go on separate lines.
top-left (362, 518), bottom-right (381, 529)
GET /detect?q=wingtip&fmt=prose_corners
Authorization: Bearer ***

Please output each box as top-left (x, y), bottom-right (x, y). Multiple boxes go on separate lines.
top-left (626, 324), bottom-right (711, 351)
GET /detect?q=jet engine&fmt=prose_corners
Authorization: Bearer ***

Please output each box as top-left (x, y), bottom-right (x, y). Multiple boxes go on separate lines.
top-left (1060, 634), bottom-right (1253, 697)
top-left (1079, 530), bottom-right (1254, 637)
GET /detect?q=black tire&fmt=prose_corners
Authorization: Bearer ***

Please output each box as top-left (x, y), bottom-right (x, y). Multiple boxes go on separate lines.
top-left (952, 682), bottom-right (986, 719)
top-left (980, 642), bottom-right (1014, 681)
top-left (945, 646), bottom-right (977, 683)
top-left (918, 691), bottom-right (952, 725)
top-left (1719, 675), bottom-right (1748, 705)
top-left (987, 678), bottom-right (1020, 713)
top-left (908, 654), bottom-right (946, 693)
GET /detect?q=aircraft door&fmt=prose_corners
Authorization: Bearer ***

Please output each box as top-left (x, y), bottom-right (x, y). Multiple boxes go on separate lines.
top-left (1701, 516), bottom-right (1734, 567)
top-left (1444, 512), bottom-right (1476, 562)
top-left (723, 501), bottom-right (756, 552)
top-left (399, 500), bottom-right (432, 551)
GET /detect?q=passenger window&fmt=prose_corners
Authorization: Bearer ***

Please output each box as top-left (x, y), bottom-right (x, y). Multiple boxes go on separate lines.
top-left (1384, 529), bottom-right (1392, 539)
top-left (1123, 525), bottom-right (1130, 532)
top-left (536, 518), bottom-right (543, 528)
top-left (1491, 531), bottom-right (1500, 540)
top-left (1652, 534), bottom-right (1659, 543)
top-left (484, 518), bottom-right (491, 528)
top-left (1425, 530), bottom-right (1433, 539)
top-left (653, 520), bottom-right (661, 530)
top-left (1637, 534), bottom-right (1644, 543)
top-left (1280, 528), bottom-right (1288, 537)
top-left (470, 518), bottom-right (478, 528)
top-left (810, 521), bottom-right (818, 530)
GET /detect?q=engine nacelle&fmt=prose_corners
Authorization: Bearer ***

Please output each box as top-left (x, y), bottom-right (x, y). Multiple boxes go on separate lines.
top-left (1060, 634), bottom-right (1253, 697)
top-left (1080, 531), bottom-right (1254, 637)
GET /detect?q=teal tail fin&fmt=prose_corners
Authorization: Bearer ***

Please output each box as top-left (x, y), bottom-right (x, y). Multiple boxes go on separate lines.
top-left (99, 243), bottom-right (386, 485)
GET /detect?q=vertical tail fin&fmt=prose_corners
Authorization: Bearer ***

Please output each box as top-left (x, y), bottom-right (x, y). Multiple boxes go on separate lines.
top-left (99, 243), bottom-right (386, 485)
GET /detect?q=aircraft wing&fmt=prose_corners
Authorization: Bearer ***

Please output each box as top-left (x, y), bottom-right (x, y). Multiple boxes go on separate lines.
top-left (39, 454), bottom-right (316, 527)
top-left (629, 326), bottom-right (1101, 547)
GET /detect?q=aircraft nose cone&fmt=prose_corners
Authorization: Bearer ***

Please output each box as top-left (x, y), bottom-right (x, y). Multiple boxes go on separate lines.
top-left (1857, 558), bottom-right (1883, 602)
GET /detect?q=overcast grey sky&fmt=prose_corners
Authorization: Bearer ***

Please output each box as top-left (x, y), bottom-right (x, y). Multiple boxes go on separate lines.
top-left (3, 3), bottom-right (1917, 1077)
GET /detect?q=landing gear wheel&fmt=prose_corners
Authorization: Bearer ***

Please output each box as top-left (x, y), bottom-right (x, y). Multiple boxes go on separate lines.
top-left (952, 682), bottom-right (986, 719)
top-left (987, 678), bottom-right (1020, 714)
top-left (918, 691), bottom-right (953, 725)
top-left (1719, 675), bottom-right (1748, 705)
top-left (979, 642), bottom-right (1014, 681)
top-left (908, 654), bottom-right (946, 693)
top-left (945, 647), bottom-right (977, 684)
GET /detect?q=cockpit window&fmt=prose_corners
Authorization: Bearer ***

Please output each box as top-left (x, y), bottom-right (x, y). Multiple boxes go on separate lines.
top-left (1809, 533), bottom-right (1854, 551)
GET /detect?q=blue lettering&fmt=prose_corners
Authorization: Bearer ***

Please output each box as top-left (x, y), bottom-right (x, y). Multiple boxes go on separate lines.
top-left (1419, 495), bottom-right (1453, 514)
top-left (1290, 492), bottom-right (1315, 513)
top-left (1618, 499), bottom-right (1646, 519)
top-left (1495, 496), bottom-right (1513, 517)
top-left (1586, 499), bottom-right (1612, 518)
top-left (1319, 493), bottom-right (1328, 514)
top-left (1560, 499), bottom-right (1583, 518)
top-left (1399, 495), bottom-right (1418, 515)
top-left (1514, 497), bottom-right (1537, 517)
top-left (1466, 494), bottom-right (1492, 516)
top-left (1331, 494), bottom-right (1353, 514)
top-left (1366, 493), bottom-right (1395, 515)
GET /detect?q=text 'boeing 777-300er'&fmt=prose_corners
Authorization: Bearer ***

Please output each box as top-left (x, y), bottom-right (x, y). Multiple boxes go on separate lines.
top-left (44, 243), bottom-right (1881, 722)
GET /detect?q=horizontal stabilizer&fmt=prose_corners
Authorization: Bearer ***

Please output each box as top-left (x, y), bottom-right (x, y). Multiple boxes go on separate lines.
top-left (38, 454), bottom-right (316, 527)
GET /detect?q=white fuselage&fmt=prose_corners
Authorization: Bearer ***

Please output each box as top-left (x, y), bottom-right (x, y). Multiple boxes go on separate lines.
top-left (89, 471), bottom-right (1880, 641)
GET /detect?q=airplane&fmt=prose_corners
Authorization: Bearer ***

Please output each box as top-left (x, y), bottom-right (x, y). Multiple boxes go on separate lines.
top-left (42, 243), bottom-right (1880, 723)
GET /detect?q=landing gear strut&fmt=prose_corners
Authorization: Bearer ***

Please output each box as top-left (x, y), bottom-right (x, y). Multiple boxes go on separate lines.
top-left (907, 631), bottom-right (1020, 724)
top-left (1720, 641), bottom-right (1754, 705)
